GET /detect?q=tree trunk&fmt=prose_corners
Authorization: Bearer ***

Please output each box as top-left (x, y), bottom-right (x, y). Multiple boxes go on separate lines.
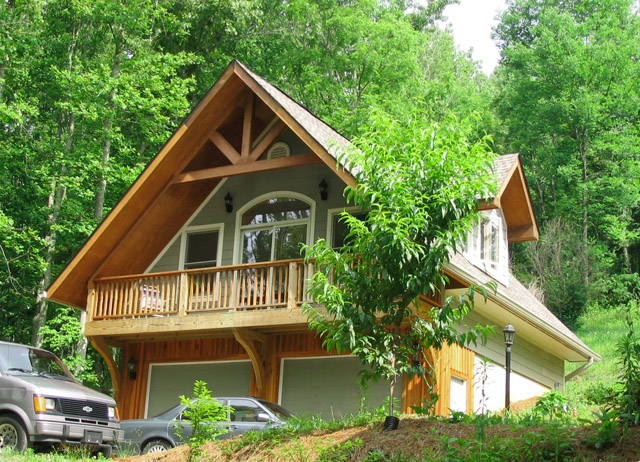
top-left (32, 115), bottom-right (74, 347)
top-left (94, 42), bottom-right (122, 221)
top-left (389, 358), bottom-right (397, 416)
top-left (578, 130), bottom-right (590, 291)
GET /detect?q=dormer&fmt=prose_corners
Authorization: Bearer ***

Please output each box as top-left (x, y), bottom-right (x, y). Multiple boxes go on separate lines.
top-left (461, 153), bottom-right (539, 285)
top-left (463, 208), bottom-right (509, 285)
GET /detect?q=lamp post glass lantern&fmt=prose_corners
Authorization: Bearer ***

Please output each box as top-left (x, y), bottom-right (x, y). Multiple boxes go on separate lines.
top-left (503, 322), bottom-right (516, 411)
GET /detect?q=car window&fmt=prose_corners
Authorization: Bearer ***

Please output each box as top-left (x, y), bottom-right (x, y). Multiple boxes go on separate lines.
top-left (228, 399), bottom-right (263, 422)
top-left (178, 408), bottom-right (192, 421)
top-left (257, 399), bottom-right (294, 421)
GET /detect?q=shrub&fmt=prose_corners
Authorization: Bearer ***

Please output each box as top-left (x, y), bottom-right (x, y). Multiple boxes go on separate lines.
top-left (176, 380), bottom-right (232, 462)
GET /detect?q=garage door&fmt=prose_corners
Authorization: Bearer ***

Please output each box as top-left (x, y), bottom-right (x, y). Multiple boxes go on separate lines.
top-left (279, 356), bottom-right (403, 419)
top-left (145, 360), bottom-right (251, 417)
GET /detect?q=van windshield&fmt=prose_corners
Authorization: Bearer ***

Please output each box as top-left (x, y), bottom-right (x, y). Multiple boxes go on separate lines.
top-left (0, 344), bottom-right (75, 381)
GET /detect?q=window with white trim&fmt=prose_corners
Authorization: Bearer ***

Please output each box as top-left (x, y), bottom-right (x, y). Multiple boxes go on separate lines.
top-left (329, 209), bottom-right (369, 249)
top-left (181, 227), bottom-right (223, 270)
top-left (463, 209), bottom-right (509, 283)
top-left (240, 197), bottom-right (311, 263)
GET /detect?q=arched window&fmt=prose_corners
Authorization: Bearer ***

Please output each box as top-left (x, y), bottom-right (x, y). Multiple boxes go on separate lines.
top-left (239, 196), bottom-right (312, 263)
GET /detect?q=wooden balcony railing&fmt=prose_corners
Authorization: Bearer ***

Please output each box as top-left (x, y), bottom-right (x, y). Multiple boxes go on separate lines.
top-left (89, 259), bottom-right (316, 321)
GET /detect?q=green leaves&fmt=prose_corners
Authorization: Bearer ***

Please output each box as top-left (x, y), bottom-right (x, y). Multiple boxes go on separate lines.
top-left (496, 0), bottom-right (640, 320)
top-left (178, 380), bottom-right (232, 462)
top-left (304, 110), bottom-right (496, 413)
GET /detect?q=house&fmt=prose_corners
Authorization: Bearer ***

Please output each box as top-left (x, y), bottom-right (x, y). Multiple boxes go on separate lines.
top-left (46, 61), bottom-right (599, 420)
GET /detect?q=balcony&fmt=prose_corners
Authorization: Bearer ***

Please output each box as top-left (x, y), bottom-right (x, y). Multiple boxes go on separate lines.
top-left (85, 259), bottom-right (317, 341)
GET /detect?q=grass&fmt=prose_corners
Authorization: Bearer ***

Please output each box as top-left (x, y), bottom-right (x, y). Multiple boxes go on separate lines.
top-left (564, 304), bottom-right (632, 418)
top-left (0, 448), bottom-right (109, 461)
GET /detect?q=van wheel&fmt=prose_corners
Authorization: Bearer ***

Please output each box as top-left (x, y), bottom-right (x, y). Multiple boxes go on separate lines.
top-left (142, 439), bottom-right (171, 453)
top-left (0, 416), bottom-right (28, 451)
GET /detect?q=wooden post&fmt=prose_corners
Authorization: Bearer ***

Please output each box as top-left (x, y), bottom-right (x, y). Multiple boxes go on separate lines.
top-left (178, 273), bottom-right (189, 317)
top-left (86, 282), bottom-right (96, 322)
top-left (287, 262), bottom-right (297, 309)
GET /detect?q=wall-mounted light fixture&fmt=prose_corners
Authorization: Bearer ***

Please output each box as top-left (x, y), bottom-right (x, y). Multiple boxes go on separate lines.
top-left (319, 179), bottom-right (328, 201)
top-left (503, 322), bottom-right (516, 411)
top-left (127, 357), bottom-right (137, 381)
top-left (224, 192), bottom-right (233, 213)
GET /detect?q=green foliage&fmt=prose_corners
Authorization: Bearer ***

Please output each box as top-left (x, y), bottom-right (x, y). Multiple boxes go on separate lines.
top-left (580, 408), bottom-right (619, 449)
top-left (177, 380), bottom-right (232, 462)
top-left (614, 303), bottom-right (640, 425)
top-left (496, 0), bottom-right (640, 317)
top-left (0, 212), bottom-right (45, 342)
top-left (38, 306), bottom-right (104, 388)
top-left (304, 111), bottom-right (496, 416)
top-left (316, 438), bottom-right (364, 462)
top-left (535, 391), bottom-right (569, 421)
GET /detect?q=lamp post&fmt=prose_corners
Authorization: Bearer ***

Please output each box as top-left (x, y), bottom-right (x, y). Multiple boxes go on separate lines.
top-left (503, 322), bottom-right (516, 411)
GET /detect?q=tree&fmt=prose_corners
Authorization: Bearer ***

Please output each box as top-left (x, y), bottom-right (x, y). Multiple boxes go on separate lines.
top-left (177, 381), bottom-right (232, 462)
top-left (494, 0), bottom-right (640, 315)
top-left (304, 111), bottom-right (496, 421)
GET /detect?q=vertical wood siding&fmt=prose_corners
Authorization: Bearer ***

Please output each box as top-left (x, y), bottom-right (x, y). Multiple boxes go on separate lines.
top-left (119, 332), bottom-right (455, 419)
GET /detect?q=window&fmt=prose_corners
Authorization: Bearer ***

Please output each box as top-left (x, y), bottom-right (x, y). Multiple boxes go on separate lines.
top-left (449, 376), bottom-right (467, 414)
top-left (240, 196), bottom-right (312, 263)
top-left (181, 227), bottom-right (223, 270)
top-left (228, 399), bottom-right (262, 422)
top-left (330, 210), bottom-right (368, 249)
top-left (462, 209), bottom-right (508, 283)
top-left (480, 218), bottom-right (500, 268)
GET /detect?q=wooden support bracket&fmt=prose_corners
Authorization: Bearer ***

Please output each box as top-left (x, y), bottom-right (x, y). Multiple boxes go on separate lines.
top-left (88, 336), bottom-right (122, 399)
top-left (232, 328), bottom-right (268, 393)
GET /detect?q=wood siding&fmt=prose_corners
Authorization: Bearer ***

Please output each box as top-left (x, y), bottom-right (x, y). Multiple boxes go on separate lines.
top-left (118, 332), bottom-right (461, 419)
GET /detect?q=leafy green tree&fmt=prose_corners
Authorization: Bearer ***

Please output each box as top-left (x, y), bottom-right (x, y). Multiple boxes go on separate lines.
top-left (495, 0), bottom-right (640, 316)
top-left (304, 111), bottom-right (495, 419)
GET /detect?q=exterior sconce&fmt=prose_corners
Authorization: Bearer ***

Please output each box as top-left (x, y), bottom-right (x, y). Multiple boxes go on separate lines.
top-left (127, 357), bottom-right (137, 381)
top-left (503, 322), bottom-right (516, 411)
top-left (319, 179), bottom-right (328, 201)
top-left (224, 192), bottom-right (233, 213)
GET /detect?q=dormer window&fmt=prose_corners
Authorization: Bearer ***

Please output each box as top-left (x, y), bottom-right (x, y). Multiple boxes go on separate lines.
top-left (463, 209), bottom-right (509, 284)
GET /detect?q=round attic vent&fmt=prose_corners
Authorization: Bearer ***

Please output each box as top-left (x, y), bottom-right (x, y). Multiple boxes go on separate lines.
top-left (267, 142), bottom-right (290, 159)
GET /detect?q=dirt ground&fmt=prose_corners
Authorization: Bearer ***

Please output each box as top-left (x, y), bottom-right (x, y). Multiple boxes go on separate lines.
top-left (115, 418), bottom-right (640, 462)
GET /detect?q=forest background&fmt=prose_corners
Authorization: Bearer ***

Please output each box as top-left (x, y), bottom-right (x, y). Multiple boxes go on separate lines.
top-left (1, 0), bottom-right (639, 395)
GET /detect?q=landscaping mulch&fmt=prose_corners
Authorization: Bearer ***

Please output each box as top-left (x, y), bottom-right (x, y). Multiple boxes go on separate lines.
top-left (115, 418), bottom-right (640, 462)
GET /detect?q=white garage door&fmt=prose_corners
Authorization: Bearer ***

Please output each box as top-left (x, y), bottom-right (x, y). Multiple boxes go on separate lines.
top-left (279, 356), bottom-right (403, 419)
top-left (145, 360), bottom-right (251, 417)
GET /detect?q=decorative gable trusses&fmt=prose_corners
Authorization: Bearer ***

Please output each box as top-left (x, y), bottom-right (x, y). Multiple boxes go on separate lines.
top-left (46, 60), bottom-right (538, 310)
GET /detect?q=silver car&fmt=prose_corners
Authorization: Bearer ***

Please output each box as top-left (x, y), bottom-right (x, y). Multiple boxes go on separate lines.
top-left (120, 397), bottom-right (293, 454)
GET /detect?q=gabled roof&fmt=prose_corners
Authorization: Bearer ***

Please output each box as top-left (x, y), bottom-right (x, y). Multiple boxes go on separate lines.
top-left (47, 60), bottom-right (355, 309)
top-left (481, 153), bottom-right (539, 243)
top-left (47, 60), bottom-right (539, 310)
top-left (237, 62), bottom-right (351, 160)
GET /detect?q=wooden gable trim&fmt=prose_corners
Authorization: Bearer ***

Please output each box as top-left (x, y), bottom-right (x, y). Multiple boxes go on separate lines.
top-left (47, 67), bottom-right (248, 308)
top-left (241, 94), bottom-right (254, 157)
top-left (174, 153), bottom-right (322, 184)
top-left (210, 130), bottom-right (242, 164)
top-left (249, 120), bottom-right (287, 161)
top-left (479, 156), bottom-right (539, 243)
top-left (232, 63), bottom-right (356, 189)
